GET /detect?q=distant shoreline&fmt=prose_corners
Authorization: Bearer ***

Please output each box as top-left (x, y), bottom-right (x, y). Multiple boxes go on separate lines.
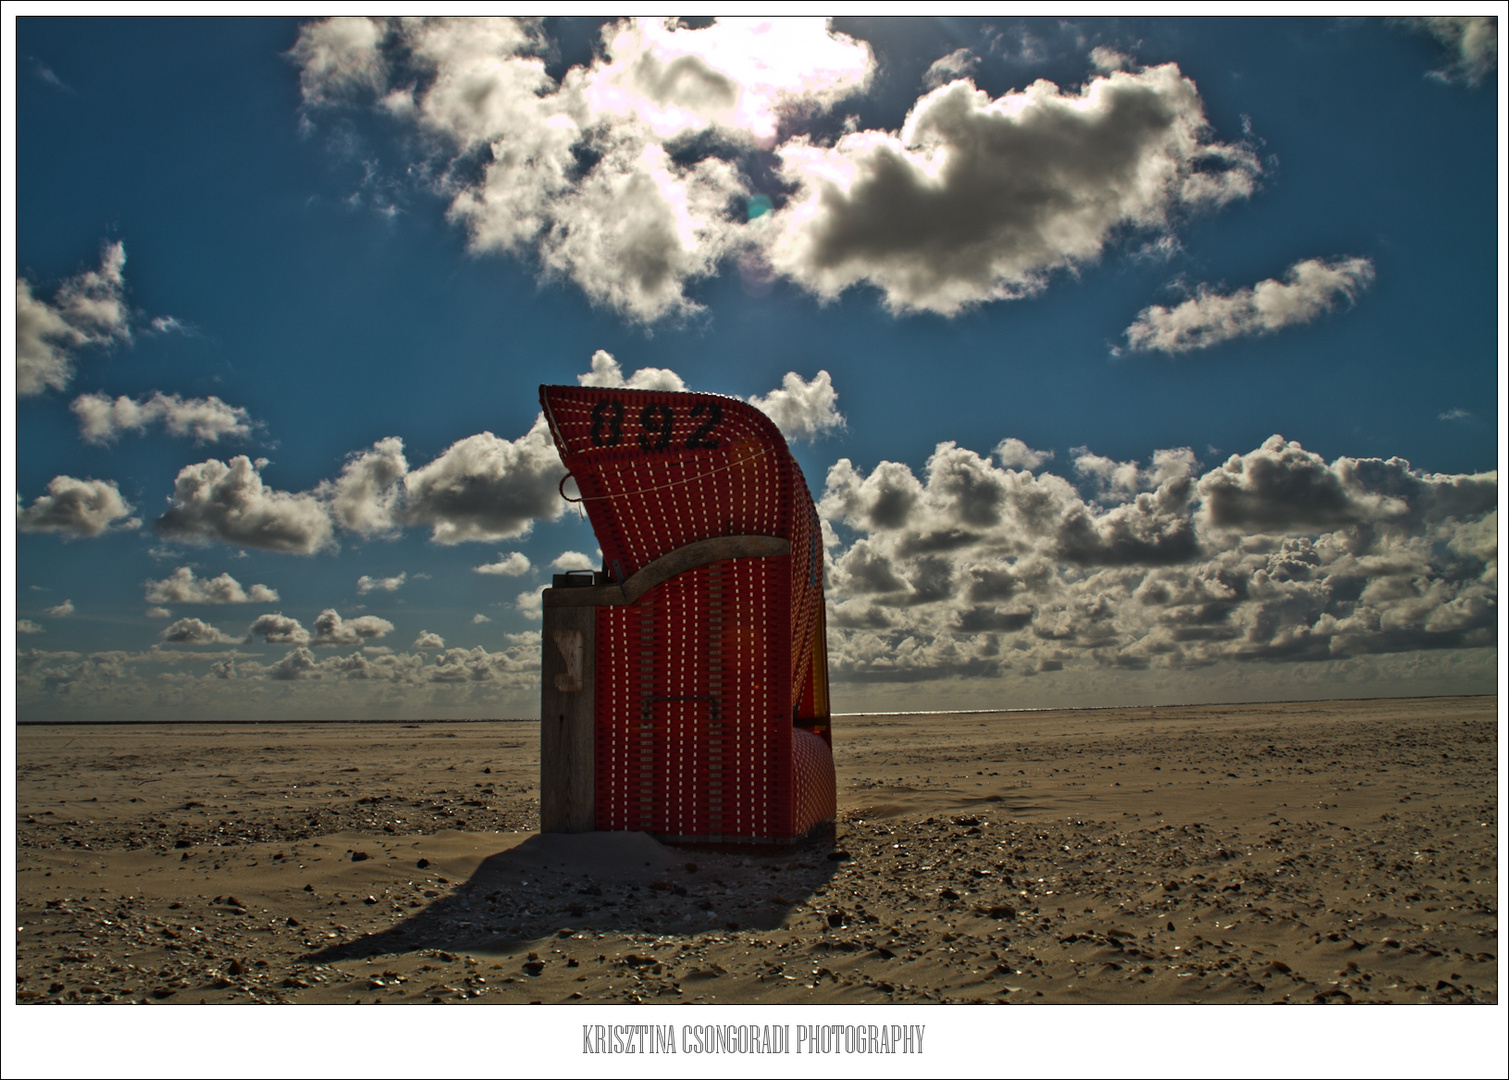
top-left (13, 691), bottom-right (1493, 726)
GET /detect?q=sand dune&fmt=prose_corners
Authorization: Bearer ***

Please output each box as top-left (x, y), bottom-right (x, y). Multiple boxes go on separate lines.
top-left (14, 695), bottom-right (1497, 1006)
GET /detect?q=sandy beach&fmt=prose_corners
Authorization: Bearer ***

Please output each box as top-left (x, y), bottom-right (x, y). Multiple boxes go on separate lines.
top-left (14, 694), bottom-right (1497, 1010)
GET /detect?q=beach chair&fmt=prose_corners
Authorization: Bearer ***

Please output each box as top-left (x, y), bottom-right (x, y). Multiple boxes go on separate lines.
top-left (537, 384), bottom-right (835, 843)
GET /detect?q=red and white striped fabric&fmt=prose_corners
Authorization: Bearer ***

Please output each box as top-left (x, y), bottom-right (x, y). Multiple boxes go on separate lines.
top-left (542, 384), bottom-right (834, 842)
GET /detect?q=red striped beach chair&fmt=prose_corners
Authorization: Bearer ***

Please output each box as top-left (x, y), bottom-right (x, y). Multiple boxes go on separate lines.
top-left (537, 384), bottom-right (835, 843)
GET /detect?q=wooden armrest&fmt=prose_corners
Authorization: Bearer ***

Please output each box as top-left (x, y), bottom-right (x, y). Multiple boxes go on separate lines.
top-left (542, 535), bottom-right (790, 608)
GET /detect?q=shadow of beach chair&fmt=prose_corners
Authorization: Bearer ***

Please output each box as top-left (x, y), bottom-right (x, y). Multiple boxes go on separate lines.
top-left (537, 384), bottom-right (835, 844)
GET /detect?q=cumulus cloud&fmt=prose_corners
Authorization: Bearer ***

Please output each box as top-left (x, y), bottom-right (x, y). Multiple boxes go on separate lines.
top-left (472, 613), bottom-right (492, 624)
top-left (145, 567), bottom-right (279, 605)
top-left (17, 620), bottom-right (45, 635)
top-left (324, 437), bottom-right (408, 537)
top-left (16, 242), bottom-right (133, 397)
top-left (551, 551), bottom-right (596, 571)
top-left (746, 369), bottom-right (844, 442)
top-left (995, 437), bottom-right (1054, 471)
top-left (577, 348), bottom-right (686, 392)
top-left (575, 17), bottom-right (874, 145)
top-left (71, 392), bottom-right (254, 445)
top-left (288, 14), bottom-right (389, 106)
top-left (356, 572), bottom-right (406, 594)
top-left (46, 599), bottom-right (75, 617)
top-left (818, 433), bottom-right (1496, 684)
top-left (1196, 437), bottom-right (1367, 532)
top-left (766, 65), bottom-right (1260, 315)
top-left (539, 140), bottom-right (746, 323)
top-left (157, 456), bottom-right (335, 554)
top-left (401, 417), bottom-right (566, 544)
top-left (516, 589), bottom-right (544, 619)
top-left (1125, 257), bottom-right (1375, 354)
top-left (145, 607), bottom-right (172, 619)
top-left (311, 608), bottom-right (394, 646)
top-left (414, 630), bottom-right (445, 650)
top-left (1073, 446), bottom-right (1174, 503)
top-left (293, 17), bottom-right (873, 323)
top-left (474, 552), bottom-right (532, 576)
top-left (924, 47), bottom-right (979, 89)
top-left (427, 643), bottom-right (536, 684)
top-left (12, 637), bottom-right (548, 712)
top-left (1089, 46), bottom-right (1135, 73)
top-left (269, 648), bottom-right (321, 681)
top-left (160, 617), bottom-right (237, 645)
top-left (1407, 16), bottom-right (1498, 86)
top-left (17, 476), bottom-right (141, 538)
top-left (247, 613), bottom-right (311, 645)
top-left (294, 21), bottom-right (1275, 325)
top-left (132, 359), bottom-right (848, 559)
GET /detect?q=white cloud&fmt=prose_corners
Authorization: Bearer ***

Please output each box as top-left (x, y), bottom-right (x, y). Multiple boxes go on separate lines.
top-left (294, 17), bottom-right (873, 323)
top-left (516, 588), bottom-right (544, 619)
top-left (428, 643), bottom-right (536, 684)
top-left (288, 15), bottom-right (389, 106)
top-left (293, 21), bottom-right (1283, 326)
top-left (414, 630), bottom-right (445, 650)
top-left (578, 349), bottom-right (686, 392)
top-left (15, 635), bottom-right (552, 714)
top-left (16, 280), bottom-right (83, 398)
top-left (924, 48), bottom-right (979, 90)
top-left (356, 572), bottom-right (406, 594)
top-left (1073, 448), bottom-right (1145, 501)
top-left (157, 456), bottom-right (335, 554)
top-left (145, 607), bottom-right (172, 619)
top-left (550, 551), bottom-right (596, 571)
top-left (578, 350), bottom-right (847, 444)
top-left (1408, 16), bottom-right (1498, 86)
top-left (401, 417), bottom-right (565, 544)
top-left (16, 242), bottom-right (133, 397)
top-left (1125, 256), bottom-right (1375, 354)
top-left (324, 437), bottom-right (409, 537)
top-left (816, 433), bottom-right (1495, 684)
top-left (71, 392), bottom-right (254, 445)
top-left (148, 314), bottom-right (192, 335)
top-left (746, 369), bottom-right (844, 442)
top-left (1089, 46), bottom-right (1134, 73)
top-left (17, 619), bottom-right (45, 635)
top-left (542, 139), bottom-right (747, 323)
top-left (247, 613), bottom-right (311, 645)
top-left (766, 65), bottom-right (1260, 315)
top-left (17, 476), bottom-right (141, 538)
top-left (995, 437), bottom-right (1054, 471)
top-left (311, 609), bottom-right (394, 646)
top-left (160, 617), bottom-right (237, 645)
top-left (472, 613), bottom-right (492, 624)
top-left (269, 647), bottom-right (321, 681)
top-left (144, 567), bottom-right (279, 605)
top-left (474, 552), bottom-right (532, 576)
top-left (139, 370), bottom-right (843, 560)
top-left (396, 17), bottom-right (552, 143)
top-left (1196, 435), bottom-right (1407, 532)
top-left (46, 599), bottom-right (75, 618)
top-left (575, 17), bottom-right (873, 146)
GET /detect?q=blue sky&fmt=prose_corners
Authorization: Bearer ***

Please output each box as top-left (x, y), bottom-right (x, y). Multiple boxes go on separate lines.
top-left (7, 16), bottom-right (1501, 721)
